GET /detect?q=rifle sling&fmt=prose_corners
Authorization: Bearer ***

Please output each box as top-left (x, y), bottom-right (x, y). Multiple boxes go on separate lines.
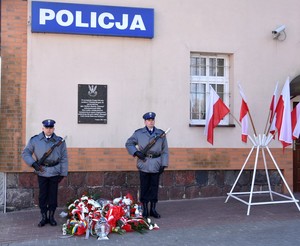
top-left (38, 139), bottom-right (63, 166)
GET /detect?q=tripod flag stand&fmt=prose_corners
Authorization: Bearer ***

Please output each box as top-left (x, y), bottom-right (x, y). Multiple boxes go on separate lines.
top-left (225, 133), bottom-right (300, 215)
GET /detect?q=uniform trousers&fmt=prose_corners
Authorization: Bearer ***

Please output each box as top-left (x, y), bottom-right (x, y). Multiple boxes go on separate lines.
top-left (139, 171), bottom-right (160, 203)
top-left (38, 175), bottom-right (59, 213)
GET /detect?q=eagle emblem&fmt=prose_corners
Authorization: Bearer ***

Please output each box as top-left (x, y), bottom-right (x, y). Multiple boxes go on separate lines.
top-left (88, 85), bottom-right (97, 97)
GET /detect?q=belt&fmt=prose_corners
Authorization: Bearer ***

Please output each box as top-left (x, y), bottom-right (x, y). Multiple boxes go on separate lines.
top-left (41, 162), bottom-right (59, 167)
top-left (146, 153), bottom-right (161, 158)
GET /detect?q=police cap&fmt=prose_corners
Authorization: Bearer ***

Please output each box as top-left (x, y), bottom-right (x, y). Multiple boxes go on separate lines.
top-left (42, 119), bottom-right (56, 127)
top-left (143, 112), bottom-right (156, 120)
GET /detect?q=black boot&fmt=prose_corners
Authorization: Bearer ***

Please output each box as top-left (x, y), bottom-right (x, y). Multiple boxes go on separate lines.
top-left (38, 212), bottom-right (48, 227)
top-left (48, 210), bottom-right (57, 226)
top-left (45, 211), bottom-right (50, 224)
top-left (150, 202), bottom-right (161, 218)
top-left (142, 202), bottom-right (149, 218)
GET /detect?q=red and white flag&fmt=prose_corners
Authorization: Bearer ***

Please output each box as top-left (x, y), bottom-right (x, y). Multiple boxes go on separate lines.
top-left (291, 102), bottom-right (300, 139)
top-left (275, 77), bottom-right (292, 148)
top-left (238, 84), bottom-right (249, 143)
top-left (269, 82), bottom-right (278, 137)
top-left (204, 86), bottom-right (230, 145)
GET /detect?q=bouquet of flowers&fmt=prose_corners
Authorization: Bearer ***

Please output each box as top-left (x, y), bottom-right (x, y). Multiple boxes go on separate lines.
top-left (61, 193), bottom-right (159, 240)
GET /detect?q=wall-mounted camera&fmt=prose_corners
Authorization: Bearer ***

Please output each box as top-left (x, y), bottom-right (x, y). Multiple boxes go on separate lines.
top-left (272, 25), bottom-right (286, 40)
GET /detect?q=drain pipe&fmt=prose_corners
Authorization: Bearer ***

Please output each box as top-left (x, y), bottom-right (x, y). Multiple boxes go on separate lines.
top-left (4, 173), bottom-right (6, 213)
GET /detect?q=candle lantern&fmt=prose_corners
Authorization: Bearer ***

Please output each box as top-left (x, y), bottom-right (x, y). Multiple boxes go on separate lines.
top-left (95, 217), bottom-right (110, 240)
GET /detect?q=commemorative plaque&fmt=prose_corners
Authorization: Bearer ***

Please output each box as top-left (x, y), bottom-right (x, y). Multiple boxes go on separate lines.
top-left (78, 84), bottom-right (107, 124)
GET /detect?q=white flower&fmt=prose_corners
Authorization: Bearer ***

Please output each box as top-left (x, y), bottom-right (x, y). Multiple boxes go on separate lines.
top-left (59, 211), bottom-right (68, 218)
top-left (88, 199), bottom-right (101, 208)
top-left (68, 203), bottom-right (75, 210)
top-left (81, 196), bottom-right (88, 201)
top-left (122, 197), bottom-right (132, 206)
top-left (113, 197), bottom-right (122, 205)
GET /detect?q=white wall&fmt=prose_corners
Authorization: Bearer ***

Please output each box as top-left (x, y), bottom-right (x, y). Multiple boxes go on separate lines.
top-left (26, 0), bottom-right (300, 148)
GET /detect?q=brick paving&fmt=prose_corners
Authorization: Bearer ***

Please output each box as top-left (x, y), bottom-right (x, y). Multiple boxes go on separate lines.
top-left (1, 194), bottom-right (300, 246)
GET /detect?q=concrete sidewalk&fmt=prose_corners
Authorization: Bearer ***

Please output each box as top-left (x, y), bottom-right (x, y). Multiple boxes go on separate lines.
top-left (1, 194), bottom-right (300, 246)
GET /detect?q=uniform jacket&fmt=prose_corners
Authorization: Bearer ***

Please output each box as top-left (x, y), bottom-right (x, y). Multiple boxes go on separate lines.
top-left (22, 132), bottom-right (68, 177)
top-left (125, 127), bottom-right (169, 173)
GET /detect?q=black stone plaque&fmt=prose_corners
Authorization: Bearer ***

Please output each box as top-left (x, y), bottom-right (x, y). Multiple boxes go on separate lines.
top-left (78, 84), bottom-right (107, 124)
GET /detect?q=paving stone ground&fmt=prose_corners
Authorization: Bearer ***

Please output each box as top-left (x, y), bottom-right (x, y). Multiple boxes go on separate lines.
top-left (1, 194), bottom-right (300, 246)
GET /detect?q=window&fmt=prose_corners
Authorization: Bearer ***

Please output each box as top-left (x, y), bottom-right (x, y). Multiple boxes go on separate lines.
top-left (190, 53), bottom-right (230, 125)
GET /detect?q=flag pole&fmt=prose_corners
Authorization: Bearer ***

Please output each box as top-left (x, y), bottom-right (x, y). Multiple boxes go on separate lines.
top-left (229, 112), bottom-right (241, 127)
top-left (264, 110), bottom-right (271, 135)
top-left (230, 110), bottom-right (257, 137)
top-left (238, 83), bottom-right (256, 137)
top-left (247, 109), bottom-right (257, 137)
top-left (266, 110), bottom-right (276, 136)
top-left (264, 82), bottom-right (278, 136)
top-left (264, 98), bottom-right (279, 141)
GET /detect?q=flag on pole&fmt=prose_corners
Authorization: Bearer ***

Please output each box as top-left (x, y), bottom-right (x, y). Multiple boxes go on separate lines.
top-left (275, 77), bottom-right (292, 148)
top-left (238, 84), bottom-right (249, 143)
top-left (269, 82), bottom-right (278, 137)
top-left (292, 102), bottom-right (300, 139)
top-left (204, 86), bottom-right (230, 145)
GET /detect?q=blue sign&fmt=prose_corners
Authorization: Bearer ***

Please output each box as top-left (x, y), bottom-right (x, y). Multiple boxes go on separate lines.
top-left (31, 1), bottom-right (154, 38)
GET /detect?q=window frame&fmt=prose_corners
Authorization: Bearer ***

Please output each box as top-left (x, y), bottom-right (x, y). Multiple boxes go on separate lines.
top-left (190, 53), bottom-right (230, 126)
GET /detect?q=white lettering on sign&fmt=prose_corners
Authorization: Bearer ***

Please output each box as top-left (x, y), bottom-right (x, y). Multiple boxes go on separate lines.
top-left (130, 15), bottom-right (146, 30)
top-left (99, 12), bottom-right (114, 29)
top-left (39, 8), bottom-right (55, 25)
top-left (76, 11), bottom-right (89, 27)
top-left (57, 10), bottom-right (73, 26)
top-left (39, 8), bottom-right (146, 31)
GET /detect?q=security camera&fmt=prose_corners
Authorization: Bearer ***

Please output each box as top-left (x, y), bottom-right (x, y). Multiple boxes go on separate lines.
top-left (272, 25), bottom-right (286, 36)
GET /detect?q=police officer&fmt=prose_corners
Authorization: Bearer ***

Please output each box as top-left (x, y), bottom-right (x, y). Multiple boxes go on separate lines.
top-left (125, 112), bottom-right (169, 218)
top-left (22, 119), bottom-right (68, 227)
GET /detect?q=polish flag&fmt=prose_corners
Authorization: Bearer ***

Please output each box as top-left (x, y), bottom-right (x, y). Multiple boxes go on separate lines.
top-left (275, 77), bottom-right (292, 148)
top-left (238, 84), bottom-right (249, 143)
top-left (269, 82), bottom-right (278, 137)
top-left (291, 102), bottom-right (300, 139)
top-left (204, 86), bottom-right (230, 145)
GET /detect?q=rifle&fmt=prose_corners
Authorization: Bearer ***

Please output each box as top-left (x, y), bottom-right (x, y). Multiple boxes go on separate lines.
top-left (36, 136), bottom-right (67, 170)
top-left (140, 128), bottom-right (171, 156)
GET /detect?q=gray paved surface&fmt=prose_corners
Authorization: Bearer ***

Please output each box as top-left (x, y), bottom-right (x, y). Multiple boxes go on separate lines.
top-left (1, 194), bottom-right (300, 246)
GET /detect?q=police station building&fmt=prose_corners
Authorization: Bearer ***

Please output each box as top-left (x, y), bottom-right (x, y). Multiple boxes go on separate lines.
top-left (1, 0), bottom-right (300, 210)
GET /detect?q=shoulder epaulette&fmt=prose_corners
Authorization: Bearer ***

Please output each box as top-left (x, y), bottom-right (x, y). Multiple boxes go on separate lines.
top-left (134, 128), bottom-right (144, 133)
top-left (30, 135), bottom-right (38, 139)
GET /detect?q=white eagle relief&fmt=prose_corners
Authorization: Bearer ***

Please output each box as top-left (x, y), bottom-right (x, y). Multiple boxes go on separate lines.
top-left (88, 85), bottom-right (97, 97)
